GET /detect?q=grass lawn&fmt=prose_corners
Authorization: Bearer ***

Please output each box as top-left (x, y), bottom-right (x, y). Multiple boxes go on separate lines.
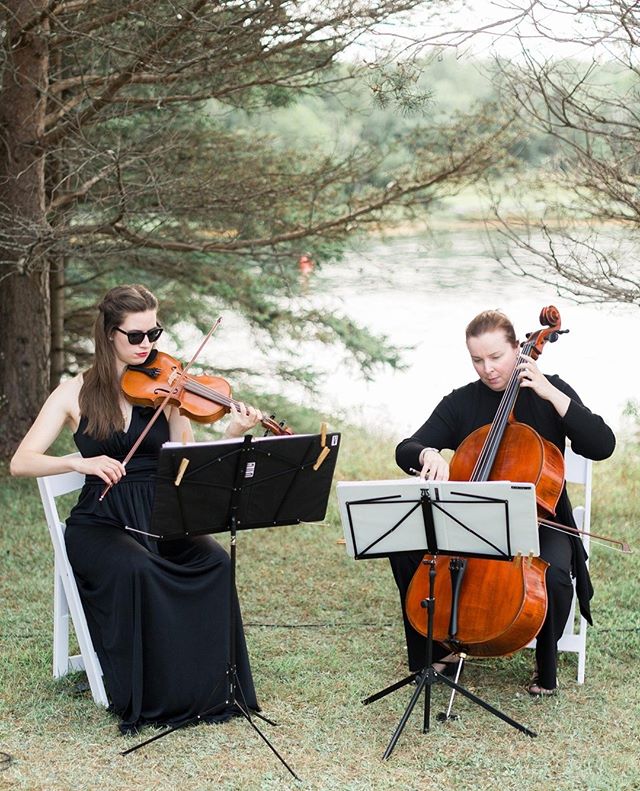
top-left (1, 427), bottom-right (638, 791)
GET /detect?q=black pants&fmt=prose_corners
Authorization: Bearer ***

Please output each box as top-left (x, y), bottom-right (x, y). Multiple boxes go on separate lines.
top-left (389, 525), bottom-right (574, 687)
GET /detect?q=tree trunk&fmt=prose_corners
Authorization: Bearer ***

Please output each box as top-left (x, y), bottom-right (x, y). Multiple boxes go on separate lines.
top-left (49, 259), bottom-right (65, 387)
top-left (0, 2), bottom-right (51, 460)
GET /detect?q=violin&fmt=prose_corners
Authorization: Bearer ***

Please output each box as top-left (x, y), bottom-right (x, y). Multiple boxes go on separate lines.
top-left (120, 349), bottom-right (293, 436)
top-left (405, 306), bottom-right (566, 657)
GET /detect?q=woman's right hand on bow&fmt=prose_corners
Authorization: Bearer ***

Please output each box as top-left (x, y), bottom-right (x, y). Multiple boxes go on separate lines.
top-left (74, 455), bottom-right (126, 484)
top-left (419, 448), bottom-right (449, 481)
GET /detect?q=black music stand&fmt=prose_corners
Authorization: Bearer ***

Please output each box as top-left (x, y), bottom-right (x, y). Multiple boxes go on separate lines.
top-left (121, 431), bottom-right (340, 780)
top-left (337, 479), bottom-right (538, 759)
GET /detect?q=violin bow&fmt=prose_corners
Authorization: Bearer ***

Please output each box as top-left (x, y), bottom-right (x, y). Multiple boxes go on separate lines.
top-left (538, 517), bottom-right (631, 554)
top-left (98, 317), bottom-right (223, 502)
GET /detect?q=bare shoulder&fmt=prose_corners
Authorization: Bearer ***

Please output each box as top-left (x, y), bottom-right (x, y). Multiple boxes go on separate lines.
top-left (12, 374), bottom-right (84, 460)
top-left (50, 373), bottom-right (83, 400)
top-left (47, 374), bottom-right (83, 429)
top-left (55, 373), bottom-right (83, 395)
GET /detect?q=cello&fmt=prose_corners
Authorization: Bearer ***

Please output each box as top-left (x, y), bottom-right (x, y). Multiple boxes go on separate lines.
top-left (405, 306), bottom-right (566, 657)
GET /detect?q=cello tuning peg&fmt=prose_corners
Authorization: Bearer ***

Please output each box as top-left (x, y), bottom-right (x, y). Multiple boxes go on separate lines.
top-left (549, 329), bottom-right (569, 342)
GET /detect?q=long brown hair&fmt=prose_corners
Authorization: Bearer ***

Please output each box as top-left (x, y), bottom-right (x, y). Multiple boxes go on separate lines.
top-left (79, 284), bottom-right (158, 439)
top-left (465, 310), bottom-right (517, 347)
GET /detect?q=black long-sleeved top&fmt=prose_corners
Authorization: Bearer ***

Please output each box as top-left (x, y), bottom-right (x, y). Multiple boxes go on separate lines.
top-left (395, 375), bottom-right (616, 622)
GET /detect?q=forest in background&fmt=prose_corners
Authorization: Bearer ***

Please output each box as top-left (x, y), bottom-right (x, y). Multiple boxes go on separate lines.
top-left (2, 0), bottom-right (639, 459)
top-left (220, 53), bottom-right (633, 199)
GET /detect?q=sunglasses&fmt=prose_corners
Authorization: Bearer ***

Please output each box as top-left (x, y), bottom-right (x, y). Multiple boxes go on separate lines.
top-left (114, 326), bottom-right (164, 345)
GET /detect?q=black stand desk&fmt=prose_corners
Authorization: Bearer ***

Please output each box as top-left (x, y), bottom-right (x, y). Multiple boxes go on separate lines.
top-left (122, 432), bottom-right (340, 780)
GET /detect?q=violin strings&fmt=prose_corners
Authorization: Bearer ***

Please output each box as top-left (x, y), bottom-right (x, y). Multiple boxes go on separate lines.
top-left (181, 374), bottom-right (279, 432)
top-left (183, 375), bottom-right (235, 408)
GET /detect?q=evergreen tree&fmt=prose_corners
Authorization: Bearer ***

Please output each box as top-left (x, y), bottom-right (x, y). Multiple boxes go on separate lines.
top-left (0, 0), bottom-right (509, 459)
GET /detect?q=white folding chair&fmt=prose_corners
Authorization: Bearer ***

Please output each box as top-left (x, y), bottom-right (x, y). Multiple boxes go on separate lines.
top-left (37, 460), bottom-right (109, 706)
top-left (527, 445), bottom-right (592, 684)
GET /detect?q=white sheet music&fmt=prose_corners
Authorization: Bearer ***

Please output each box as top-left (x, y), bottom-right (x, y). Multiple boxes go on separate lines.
top-left (337, 478), bottom-right (539, 559)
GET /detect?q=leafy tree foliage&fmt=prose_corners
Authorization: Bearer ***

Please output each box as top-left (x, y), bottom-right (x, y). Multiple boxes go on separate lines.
top-left (0, 0), bottom-right (512, 459)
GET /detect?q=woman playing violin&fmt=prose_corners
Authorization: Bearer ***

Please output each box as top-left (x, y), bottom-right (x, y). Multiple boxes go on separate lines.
top-left (10, 284), bottom-right (262, 732)
top-left (393, 309), bottom-right (615, 695)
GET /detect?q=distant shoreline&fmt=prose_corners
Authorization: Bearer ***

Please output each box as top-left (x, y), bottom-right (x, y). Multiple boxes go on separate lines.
top-left (372, 213), bottom-right (629, 237)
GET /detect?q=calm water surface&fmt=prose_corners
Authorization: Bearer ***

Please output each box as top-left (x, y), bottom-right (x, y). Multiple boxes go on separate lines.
top-left (192, 230), bottom-right (637, 440)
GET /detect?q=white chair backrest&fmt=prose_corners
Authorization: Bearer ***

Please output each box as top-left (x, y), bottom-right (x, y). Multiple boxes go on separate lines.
top-left (37, 459), bottom-right (109, 707)
top-left (38, 468), bottom-right (86, 529)
top-left (563, 444), bottom-right (592, 554)
top-left (525, 444), bottom-right (593, 684)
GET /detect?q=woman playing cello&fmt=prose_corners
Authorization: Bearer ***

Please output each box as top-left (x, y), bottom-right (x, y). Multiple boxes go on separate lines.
top-left (393, 309), bottom-right (615, 695)
top-left (10, 284), bottom-right (263, 732)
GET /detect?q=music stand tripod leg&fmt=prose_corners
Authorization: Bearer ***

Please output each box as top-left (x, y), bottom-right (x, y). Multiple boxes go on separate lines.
top-left (206, 438), bottom-right (300, 779)
top-left (420, 561), bottom-right (536, 740)
top-left (382, 557), bottom-right (538, 760)
top-left (420, 559), bottom-right (537, 740)
top-left (362, 673), bottom-right (419, 706)
top-left (434, 674), bottom-right (537, 737)
top-left (382, 667), bottom-right (436, 761)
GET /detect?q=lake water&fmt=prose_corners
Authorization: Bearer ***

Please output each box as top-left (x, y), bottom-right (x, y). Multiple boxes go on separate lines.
top-left (187, 229), bottom-right (638, 441)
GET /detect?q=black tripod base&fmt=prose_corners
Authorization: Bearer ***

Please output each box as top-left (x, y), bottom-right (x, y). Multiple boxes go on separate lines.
top-left (362, 672), bottom-right (418, 706)
top-left (231, 701), bottom-right (301, 782)
top-left (365, 667), bottom-right (537, 761)
top-left (121, 670), bottom-right (301, 781)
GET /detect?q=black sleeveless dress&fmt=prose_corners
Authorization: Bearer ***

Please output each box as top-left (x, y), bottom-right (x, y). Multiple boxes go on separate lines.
top-left (65, 406), bottom-right (258, 733)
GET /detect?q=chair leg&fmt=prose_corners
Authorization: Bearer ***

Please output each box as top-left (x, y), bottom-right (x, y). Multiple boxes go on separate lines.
top-left (40, 472), bottom-right (109, 707)
top-left (59, 561), bottom-right (109, 707)
top-left (52, 528), bottom-right (109, 707)
top-left (577, 619), bottom-right (587, 685)
top-left (53, 561), bottom-right (70, 679)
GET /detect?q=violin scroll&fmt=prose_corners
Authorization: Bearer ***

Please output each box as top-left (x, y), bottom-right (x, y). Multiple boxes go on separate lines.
top-left (262, 414), bottom-right (293, 437)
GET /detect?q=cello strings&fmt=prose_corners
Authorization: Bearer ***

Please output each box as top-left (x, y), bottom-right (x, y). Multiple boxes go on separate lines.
top-left (472, 349), bottom-right (521, 478)
top-left (472, 338), bottom-right (534, 480)
top-left (481, 336), bottom-right (536, 474)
